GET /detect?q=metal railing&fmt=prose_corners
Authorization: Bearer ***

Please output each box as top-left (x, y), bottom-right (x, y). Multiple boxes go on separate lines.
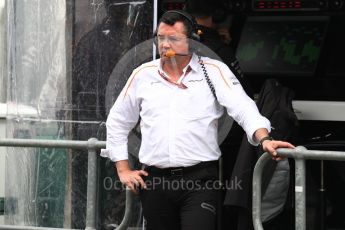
top-left (252, 146), bottom-right (345, 230)
top-left (0, 138), bottom-right (134, 230)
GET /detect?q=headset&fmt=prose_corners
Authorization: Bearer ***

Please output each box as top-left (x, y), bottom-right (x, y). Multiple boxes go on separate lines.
top-left (153, 10), bottom-right (200, 46)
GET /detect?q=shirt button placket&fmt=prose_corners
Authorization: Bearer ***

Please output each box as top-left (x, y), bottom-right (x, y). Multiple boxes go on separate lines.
top-left (168, 88), bottom-right (177, 167)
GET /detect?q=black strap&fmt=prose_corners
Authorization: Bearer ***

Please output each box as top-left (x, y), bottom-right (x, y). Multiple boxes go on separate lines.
top-left (259, 136), bottom-right (274, 146)
top-left (145, 160), bottom-right (218, 176)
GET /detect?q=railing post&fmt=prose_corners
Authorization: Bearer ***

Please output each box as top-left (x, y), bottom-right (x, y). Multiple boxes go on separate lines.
top-left (252, 153), bottom-right (272, 230)
top-left (85, 138), bottom-right (98, 230)
top-left (116, 190), bottom-right (135, 230)
top-left (295, 146), bottom-right (307, 230)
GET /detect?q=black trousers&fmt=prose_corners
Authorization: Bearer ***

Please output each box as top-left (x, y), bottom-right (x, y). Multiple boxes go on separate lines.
top-left (139, 161), bottom-right (221, 230)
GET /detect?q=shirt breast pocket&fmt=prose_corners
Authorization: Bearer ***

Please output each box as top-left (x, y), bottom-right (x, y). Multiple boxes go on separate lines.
top-left (176, 86), bottom-right (216, 120)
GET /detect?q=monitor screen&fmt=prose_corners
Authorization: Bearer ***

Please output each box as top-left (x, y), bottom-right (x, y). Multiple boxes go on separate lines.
top-left (235, 16), bottom-right (329, 76)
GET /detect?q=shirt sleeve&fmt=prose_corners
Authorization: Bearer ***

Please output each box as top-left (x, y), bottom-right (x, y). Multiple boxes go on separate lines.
top-left (100, 71), bottom-right (140, 162)
top-left (209, 60), bottom-right (271, 145)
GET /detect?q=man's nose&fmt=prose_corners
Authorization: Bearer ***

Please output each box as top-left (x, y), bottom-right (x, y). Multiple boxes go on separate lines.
top-left (160, 39), bottom-right (171, 48)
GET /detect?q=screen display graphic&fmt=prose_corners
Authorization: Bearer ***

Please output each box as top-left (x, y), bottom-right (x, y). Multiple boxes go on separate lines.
top-left (236, 16), bottom-right (329, 76)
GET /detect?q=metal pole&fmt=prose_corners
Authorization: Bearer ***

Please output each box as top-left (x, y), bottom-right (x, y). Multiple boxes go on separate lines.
top-left (85, 138), bottom-right (98, 230)
top-left (252, 153), bottom-right (272, 230)
top-left (319, 160), bottom-right (325, 230)
top-left (0, 225), bottom-right (80, 230)
top-left (116, 190), bottom-right (135, 230)
top-left (277, 148), bottom-right (345, 161)
top-left (294, 147), bottom-right (307, 230)
top-left (152, 0), bottom-right (158, 60)
top-left (0, 138), bottom-right (105, 149)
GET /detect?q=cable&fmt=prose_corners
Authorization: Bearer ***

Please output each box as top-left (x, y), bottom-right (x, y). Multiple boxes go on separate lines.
top-left (198, 56), bottom-right (217, 101)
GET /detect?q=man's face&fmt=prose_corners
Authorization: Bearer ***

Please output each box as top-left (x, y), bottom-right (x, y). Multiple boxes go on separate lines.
top-left (156, 22), bottom-right (189, 58)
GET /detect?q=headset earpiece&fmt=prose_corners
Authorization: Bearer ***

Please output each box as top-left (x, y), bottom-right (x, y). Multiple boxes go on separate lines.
top-left (190, 30), bottom-right (200, 41)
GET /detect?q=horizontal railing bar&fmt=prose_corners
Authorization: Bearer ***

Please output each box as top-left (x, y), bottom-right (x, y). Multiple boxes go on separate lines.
top-left (277, 147), bottom-right (345, 161)
top-left (0, 224), bottom-right (80, 230)
top-left (0, 138), bottom-right (105, 149)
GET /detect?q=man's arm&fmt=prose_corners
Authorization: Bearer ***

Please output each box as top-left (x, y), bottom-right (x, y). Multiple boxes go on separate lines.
top-left (208, 61), bottom-right (294, 154)
top-left (101, 70), bottom-right (147, 192)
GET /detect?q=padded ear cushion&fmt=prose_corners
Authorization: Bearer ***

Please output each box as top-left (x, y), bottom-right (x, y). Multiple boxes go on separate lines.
top-left (190, 31), bottom-right (200, 41)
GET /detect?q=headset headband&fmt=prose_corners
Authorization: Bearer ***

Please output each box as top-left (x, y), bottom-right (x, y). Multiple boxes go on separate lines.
top-left (157, 10), bottom-right (200, 41)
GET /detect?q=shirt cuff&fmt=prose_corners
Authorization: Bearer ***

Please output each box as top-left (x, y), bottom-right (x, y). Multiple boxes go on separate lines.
top-left (100, 144), bottom-right (128, 162)
top-left (246, 118), bottom-right (271, 146)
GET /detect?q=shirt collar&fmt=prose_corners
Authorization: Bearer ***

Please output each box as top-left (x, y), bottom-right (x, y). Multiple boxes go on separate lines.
top-left (188, 53), bottom-right (199, 72)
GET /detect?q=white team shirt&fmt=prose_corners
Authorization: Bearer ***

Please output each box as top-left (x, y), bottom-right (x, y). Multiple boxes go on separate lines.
top-left (101, 54), bottom-right (271, 168)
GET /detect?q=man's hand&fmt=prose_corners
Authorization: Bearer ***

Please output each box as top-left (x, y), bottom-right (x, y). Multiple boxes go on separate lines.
top-left (254, 128), bottom-right (295, 161)
top-left (116, 160), bottom-right (148, 193)
top-left (261, 139), bottom-right (295, 161)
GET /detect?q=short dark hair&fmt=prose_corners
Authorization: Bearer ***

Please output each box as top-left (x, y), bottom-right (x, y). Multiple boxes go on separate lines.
top-left (158, 11), bottom-right (196, 38)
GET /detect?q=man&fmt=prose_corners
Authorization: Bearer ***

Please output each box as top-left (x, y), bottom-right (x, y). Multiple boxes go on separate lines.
top-left (101, 10), bottom-right (294, 230)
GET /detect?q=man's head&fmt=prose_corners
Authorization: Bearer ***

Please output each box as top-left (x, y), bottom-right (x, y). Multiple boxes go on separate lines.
top-left (157, 10), bottom-right (199, 41)
top-left (155, 10), bottom-right (199, 58)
